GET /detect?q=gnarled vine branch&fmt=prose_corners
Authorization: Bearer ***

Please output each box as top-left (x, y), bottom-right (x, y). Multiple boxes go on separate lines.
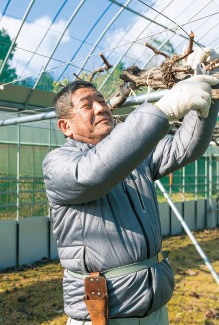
top-left (106, 32), bottom-right (219, 109)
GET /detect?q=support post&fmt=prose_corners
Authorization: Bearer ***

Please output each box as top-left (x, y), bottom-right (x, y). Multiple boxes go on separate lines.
top-left (48, 119), bottom-right (52, 259)
top-left (217, 154), bottom-right (219, 226)
top-left (182, 167), bottom-right (185, 223)
top-left (156, 179), bottom-right (219, 285)
top-left (195, 160), bottom-right (198, 228)
top-left (205, 155), bottom-right (208, 227)
top-left (209, 146), bottom-right (212, 208)
top-left (16, 113), bottom-right (20, 266)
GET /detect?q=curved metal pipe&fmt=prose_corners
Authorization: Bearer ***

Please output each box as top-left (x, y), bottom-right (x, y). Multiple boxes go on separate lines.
top-left (74, 0), bottom-right (133, 80)
top-left (0, 0), bottom-right (36, 78)
top-left (141, 0), bottom-right (214, 69)
top-left (18, 0), bottom-right (69, 79)
top-left (0, 89), bottom-right (169, 127)
top-left (30, 0), bottom-right (86, 91)
top-left (98, 0), bottom-right (175, 91)
top-left (56, 2), bottom-right (113, 82)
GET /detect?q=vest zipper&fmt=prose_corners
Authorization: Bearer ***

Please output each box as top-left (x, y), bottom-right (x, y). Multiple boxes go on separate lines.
top-left (130, 173), bottom-right (145, 211)
top-left (122, 180), bottom-right (150, 257)
top-left (122, 179), bottom-right (154, 314)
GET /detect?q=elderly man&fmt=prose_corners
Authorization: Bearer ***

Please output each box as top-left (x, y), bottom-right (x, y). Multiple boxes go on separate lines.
top-left (43, 57), bottom-right (218, 324)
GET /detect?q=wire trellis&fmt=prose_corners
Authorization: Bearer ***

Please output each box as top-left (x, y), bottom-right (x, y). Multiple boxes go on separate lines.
top-left (0, 10), bottom-right (218, 89)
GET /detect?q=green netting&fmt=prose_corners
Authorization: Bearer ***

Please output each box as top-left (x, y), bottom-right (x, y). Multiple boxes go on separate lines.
top-left (0, 119), bottom-right (66, 219)
top-left (0, 143), bottom-right (17, 176)
top-left (20, 145), bottom-right (49, 177)
top-left (0, 143), bottom-right (62, 177)
top-left (0, 144), bottom-right (53, 219)
top-left (1, 120), bottom-right (219, 219)
top-left (156, 155), bottom-right (219, 202)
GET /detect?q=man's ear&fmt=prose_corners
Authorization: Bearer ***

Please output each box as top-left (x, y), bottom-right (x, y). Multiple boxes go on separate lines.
top-left (58, 119), bottom-right (73, 137)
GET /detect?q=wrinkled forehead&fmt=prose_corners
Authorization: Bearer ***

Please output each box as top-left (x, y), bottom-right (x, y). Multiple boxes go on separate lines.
top-left (71, 87), bottom-right (104, 106)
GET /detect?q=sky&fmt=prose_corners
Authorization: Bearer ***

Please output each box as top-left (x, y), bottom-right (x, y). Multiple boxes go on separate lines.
top-left (0, 0), bottom-right (218, 85)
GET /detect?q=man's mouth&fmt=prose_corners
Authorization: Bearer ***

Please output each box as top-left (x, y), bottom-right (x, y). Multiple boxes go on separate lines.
top-left (96, 118), bottom-right (110, 125)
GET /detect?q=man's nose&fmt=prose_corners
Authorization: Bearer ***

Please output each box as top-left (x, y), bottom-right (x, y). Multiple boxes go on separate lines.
top-left (93, 101), bottom-right (105, 114)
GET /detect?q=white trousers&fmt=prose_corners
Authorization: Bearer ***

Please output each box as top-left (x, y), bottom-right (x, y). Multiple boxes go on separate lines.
top-left (66, 305), bottom-right (169, 325)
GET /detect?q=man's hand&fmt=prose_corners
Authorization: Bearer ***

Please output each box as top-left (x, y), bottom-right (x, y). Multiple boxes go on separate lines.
top-left (155, 75), bottom-right (219, 122)
top-left (182, 46), bottom-right (219, 68)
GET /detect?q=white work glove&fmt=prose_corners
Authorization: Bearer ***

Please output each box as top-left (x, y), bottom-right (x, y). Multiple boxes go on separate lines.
top-left (182, 46), bottom-right (219, 68)
top-left (155, 75), bottom-right (219, 122)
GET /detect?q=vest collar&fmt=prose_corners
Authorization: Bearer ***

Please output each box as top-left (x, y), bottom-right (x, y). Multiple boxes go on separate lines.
top-left (67, 137), bottom-right (95, 150)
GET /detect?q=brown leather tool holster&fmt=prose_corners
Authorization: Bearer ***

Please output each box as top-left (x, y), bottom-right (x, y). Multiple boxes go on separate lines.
top-left (83, 272), bottom-right (109, 325)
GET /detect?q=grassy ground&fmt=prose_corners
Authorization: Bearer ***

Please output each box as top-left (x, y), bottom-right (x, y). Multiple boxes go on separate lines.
top-left (0, 228), bottom-right (218, 325)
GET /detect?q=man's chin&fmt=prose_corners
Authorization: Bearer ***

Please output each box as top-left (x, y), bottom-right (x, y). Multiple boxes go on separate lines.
top-left (94, 126), bottom-right (113, 144)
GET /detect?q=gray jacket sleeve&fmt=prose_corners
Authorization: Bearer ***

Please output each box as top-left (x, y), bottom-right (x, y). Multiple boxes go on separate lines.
top-left (148, 99), bottom-right (219, 180)
top-left (43, 103), bottom-right (170, 204)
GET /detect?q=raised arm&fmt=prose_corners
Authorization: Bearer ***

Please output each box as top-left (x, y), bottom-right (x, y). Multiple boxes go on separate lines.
top-left (43, 104), bottom-right (169, 205)
top-left (149, 97), bottom-right (219, 180)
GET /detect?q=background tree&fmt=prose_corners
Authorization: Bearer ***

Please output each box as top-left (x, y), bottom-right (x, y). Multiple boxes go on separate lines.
top-left (0, 28), bottom-right (18, 83)
top-left (37, 72), bottom-right (55, 92)
top-left (0, 28), bottom-right (55, 90)
top-left (52, 62), bottom-right (127, 100)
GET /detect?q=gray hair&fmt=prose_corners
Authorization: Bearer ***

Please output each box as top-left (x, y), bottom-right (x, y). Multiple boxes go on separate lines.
top-left (54, 80), bottom-right (97, 119)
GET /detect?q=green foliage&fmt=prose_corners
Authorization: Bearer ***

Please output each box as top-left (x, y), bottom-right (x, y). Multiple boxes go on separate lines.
top-left (92, 62), bottom-right (125, 100)
top-left (17, 72), bottom-right (56, 91)
top-left (53, 62), bottom-right (125, 100)
top-left (0, 28), bottom-right (56, 90)
top-left (152, 39), bottom-right (175, 56)
top-left (18, 76), bottom-right (35, 88)
top-left (37, 72), bottom-right (55, 92)
top-left (0, 28), bottom-right (18, 82)
top-left (52, 78), bottom-right (71, 93)
top-left (18, 72), bottom-right (56, 91)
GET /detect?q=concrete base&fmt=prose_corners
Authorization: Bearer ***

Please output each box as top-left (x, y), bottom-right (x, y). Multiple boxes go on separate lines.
top-left (19, 216), bottom-right (49, 265)
top-left (0, 219), bottom-right (17, 269)
top-left (0, 199), bottom-right (218, 270)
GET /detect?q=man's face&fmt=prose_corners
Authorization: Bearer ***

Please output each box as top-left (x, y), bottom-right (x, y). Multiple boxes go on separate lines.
top-left (58, 87), bottom-right (114, 145)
